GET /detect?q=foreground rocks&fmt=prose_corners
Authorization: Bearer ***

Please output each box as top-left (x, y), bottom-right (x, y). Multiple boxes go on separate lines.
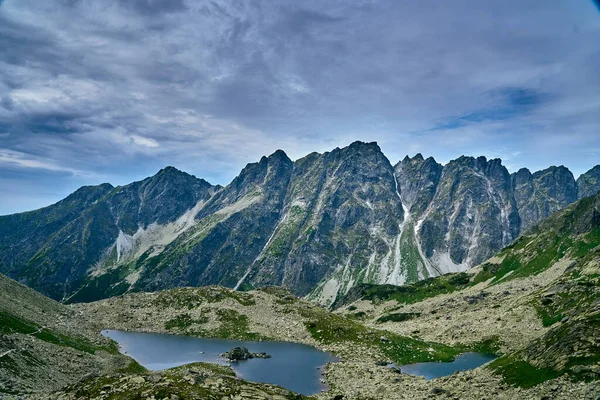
top-left (29, 362), bottom-right (308, 400)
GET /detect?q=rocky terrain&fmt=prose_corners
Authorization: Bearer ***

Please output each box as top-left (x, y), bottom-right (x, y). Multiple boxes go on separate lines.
top-left (1, 142), bottom-right (599, 307)
top-left (0, 273), bottom-right (137, 396)
top-left (35, 362), bottom-right (310, 400)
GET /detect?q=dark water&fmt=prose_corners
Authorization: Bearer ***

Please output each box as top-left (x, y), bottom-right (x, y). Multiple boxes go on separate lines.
top-left (394, 352), bottom-right (497, 380)
top-left (102, 330), bottom-right (337, 395)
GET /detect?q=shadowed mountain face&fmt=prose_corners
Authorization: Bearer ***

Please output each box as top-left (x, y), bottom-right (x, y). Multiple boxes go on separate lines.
top-left (0, 141), bottom-right (598, 305)
top-left (577, 165), bottom-right (600, 200)
top-left (0, 168), bottom-right (215, 301)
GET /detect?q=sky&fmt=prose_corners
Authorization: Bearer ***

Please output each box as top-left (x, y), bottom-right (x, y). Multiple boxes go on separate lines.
top-left (1, 0), bottom-right (599, 215)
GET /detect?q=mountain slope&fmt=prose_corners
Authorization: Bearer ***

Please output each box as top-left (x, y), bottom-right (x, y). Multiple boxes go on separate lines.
top-left (577, 164), bottom-right (600, 200)
top-left (0, 167), bottom-right (216, 301)
top-left (132, 150), bottom-right (295, 293)
top-left (0, 273), bottom-right (136, 395)
top-left (1, 141), bottom-right (597, 305)
top-left (335, 191), bottom-right (600, 391)
top-left (512, 165), bottom-right (578, 231)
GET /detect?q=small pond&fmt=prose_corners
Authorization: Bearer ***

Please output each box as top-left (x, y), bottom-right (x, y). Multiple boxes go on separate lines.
top-left (102, 330), bottom-right (337, 395)
top-left (392, 352), bottom-right (497, 380)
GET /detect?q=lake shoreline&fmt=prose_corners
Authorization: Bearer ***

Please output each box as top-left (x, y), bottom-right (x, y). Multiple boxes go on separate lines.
top-left (102, 329), bottom-right (338, 396)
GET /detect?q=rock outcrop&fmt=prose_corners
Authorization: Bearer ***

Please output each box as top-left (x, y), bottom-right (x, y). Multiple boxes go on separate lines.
top-left (577, 164), bottom-right (600, 199)
top-left (222, 347), bottom-right (271, 361)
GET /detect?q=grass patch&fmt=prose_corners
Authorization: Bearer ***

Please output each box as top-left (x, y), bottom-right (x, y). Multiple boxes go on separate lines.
top-left (181, 309), bottom-right (269, 341)
top-left (490, 356), bottom-right (561, 388)
top-left (376, 312), bottom-right (420, 323)
top-left (465, 336), bottom-right (503, 355)
top-left (531, 302), bottom-right (564, 327)
top-left (65, 263), bottom-right (132, 304)
top-left (117, 359), bottom-right (147, 374)
top-left (334, 272), bottom-right (472, 308)
top-left (0, 309), bottom-right (112, 355)
top-left (164, 313), bottom-right (209, 331)
top-left (300, 306), bottom-right (461, 364)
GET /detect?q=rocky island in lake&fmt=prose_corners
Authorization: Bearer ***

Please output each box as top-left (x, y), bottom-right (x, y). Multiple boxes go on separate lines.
top-left (222, 346), bottom-right (272, 361)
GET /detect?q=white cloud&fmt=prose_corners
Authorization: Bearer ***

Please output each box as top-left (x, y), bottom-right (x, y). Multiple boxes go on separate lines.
top-left (0, 0), bottom-right (599, 213)
top-left (130, 135), bottom-right (159, 148)
top-left (0, 149), bottom-right (88, 175)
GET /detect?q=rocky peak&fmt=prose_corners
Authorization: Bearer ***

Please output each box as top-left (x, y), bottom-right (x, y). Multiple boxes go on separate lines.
top-left (107, 167), bottom-right (215, 234)
top-left (394, 154), bottom-right (442, 215)
top-left (512, 167), bottom-right (532, 183)
top-left (513, 165), bottom-right (577, 232)
top-left (419, 154), bottom-right (519, 269)
top-left (218, 150), bottom-right (292, 201)
top-left (46, 183), bottom-right (114, 212)
top-left (577, 165), bottom-right (600, 199)
top-left (347, 140), bottom-right (381, 152)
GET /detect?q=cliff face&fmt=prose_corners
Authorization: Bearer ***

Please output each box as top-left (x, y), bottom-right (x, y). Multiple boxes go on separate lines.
top-left (1, 141), bottom-right (596, 305)
top-left (513, 166), bottom-right (578, 231)
top-left (577, 165), bottom-right (600, 200)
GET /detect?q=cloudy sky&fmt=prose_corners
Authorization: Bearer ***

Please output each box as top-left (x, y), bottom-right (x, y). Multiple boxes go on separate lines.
top-left (1, 0), bottom-right (599, 214)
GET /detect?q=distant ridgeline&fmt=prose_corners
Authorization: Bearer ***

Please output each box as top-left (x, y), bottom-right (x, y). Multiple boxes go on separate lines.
top-left (1, 141), bottom-right (599, 305)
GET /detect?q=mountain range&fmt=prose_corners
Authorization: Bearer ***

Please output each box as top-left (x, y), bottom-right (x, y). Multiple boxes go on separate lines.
top-left (1, 141), bottom-right (599, 305)
top-left (3, 189), bottom-right (599, 398)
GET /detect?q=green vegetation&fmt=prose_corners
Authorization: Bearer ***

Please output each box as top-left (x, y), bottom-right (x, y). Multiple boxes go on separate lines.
top-left (204, 309), bottom-right (265, 340)
top-left (116, 359), bottom-right (147, 374)
top-left (299, 305), bottom-right (461, 364)
top-left (350, 311), bottom-right (367, 320)
top-left (465, 336), bottom-right (502, 355)
top-left (491, 314), bottom-right (600, 387)
top-left (399, 221), bottom-right (428, 283)
top-left (334, 272), bottom-right (472, 308)
top-left (264, 205), bottom-right (305, 258)
top-left (137, 213), bottom-right (227, 279)
top-left (0, 309), bottom-right (115, 355)
top-left (151, 287), bottom-right (255, 309)
top-left (531, 301), bottom-right (564, 327)
top-left (490, 356), bottom-right (561, 388)
top-left (165, 308), bottom-right (269, 341)
top-left (473, 196), bottom-right (600, 286)
top-left (164, 312), bottom-right (209, 330)
top-left (66, 262), bottom-right (133, 304)
top-left (376, 312), bottom-right (420, 323)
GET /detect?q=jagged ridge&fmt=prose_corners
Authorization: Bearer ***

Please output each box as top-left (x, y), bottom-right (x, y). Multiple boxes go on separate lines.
top-left (1, 141), bottom-right (599, 306)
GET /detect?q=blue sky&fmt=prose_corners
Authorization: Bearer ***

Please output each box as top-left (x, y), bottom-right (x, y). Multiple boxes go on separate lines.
top-left (1, 0), bottom-right (599, 215)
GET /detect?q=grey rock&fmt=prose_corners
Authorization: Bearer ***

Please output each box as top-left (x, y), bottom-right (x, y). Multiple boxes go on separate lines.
top-left (513, 166), bottom-right (577, 231)
top-left (577, 165), bottom-right (600, 199)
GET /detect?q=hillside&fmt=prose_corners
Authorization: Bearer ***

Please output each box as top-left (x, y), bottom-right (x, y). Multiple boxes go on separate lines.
top-left (0, 273), bottom-right (137, 395)
top-left (333, 191), bottom-right (600, 395)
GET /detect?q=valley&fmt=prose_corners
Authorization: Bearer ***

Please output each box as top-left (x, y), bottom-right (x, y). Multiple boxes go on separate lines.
top-left (0, 146), bottom-right (599, 399)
